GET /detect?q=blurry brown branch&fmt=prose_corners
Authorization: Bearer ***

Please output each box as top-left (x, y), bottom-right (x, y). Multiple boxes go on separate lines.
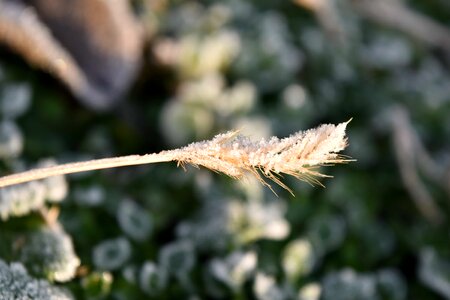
top-left (350, 0), bottom-right (450, 52)
top-left (0, 0), bottom-right (143, 110)
top-left (0, 1), bottom-right (90, 101)
top-left (390, 105), bottom-right (447, 225)
top-left (294, 0), bottom-right (450, 53)
top-left (293, 0), bottom-right (348, 44)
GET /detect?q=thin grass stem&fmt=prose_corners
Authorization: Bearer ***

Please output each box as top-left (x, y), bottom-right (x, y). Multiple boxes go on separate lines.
top-left (0, 121), bottom-right (352, 192)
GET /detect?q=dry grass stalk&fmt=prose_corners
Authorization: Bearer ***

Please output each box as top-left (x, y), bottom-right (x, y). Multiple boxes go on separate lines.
top-left (0, 121), bottom-right (352, 194)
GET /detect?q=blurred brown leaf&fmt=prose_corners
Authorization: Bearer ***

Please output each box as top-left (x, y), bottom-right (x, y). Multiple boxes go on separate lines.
top-left (0, 0), bottom-right (143, 111)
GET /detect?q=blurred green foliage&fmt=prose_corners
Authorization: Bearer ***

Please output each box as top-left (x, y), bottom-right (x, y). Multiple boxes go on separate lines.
top-left (1, 0), bottom-right (450, 299)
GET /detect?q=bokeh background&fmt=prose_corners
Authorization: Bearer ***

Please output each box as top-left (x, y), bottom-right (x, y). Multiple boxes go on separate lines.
top-left (0, 0), bottom-right (450, 299)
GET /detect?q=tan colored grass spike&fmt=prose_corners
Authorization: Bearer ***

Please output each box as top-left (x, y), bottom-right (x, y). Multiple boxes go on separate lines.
top-left (0, 121), bottom-right (352, 193)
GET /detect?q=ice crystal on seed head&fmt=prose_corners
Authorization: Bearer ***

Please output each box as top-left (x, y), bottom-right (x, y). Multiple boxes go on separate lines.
top-left (173, 120), bottom-right (351, 194)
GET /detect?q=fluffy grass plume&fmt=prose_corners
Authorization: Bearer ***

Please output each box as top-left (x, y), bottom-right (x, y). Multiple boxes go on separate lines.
top-left (0, 121), bottom-right (352, 194)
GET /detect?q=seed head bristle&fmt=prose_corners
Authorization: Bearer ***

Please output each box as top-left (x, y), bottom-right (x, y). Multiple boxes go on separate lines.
top-left (171, 120), bottom-right (352, 194)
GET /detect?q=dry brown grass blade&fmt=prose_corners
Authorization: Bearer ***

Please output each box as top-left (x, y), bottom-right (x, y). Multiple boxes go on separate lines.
top-left (0, 121), bottom-right (352, 194)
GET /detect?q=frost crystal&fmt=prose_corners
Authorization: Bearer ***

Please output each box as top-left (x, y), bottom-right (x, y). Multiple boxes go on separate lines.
top-left (174, 120), bottom-right (350, 193)
top-left (18, 226), bottom-right (80, 282)
top-left (0, 259), bottom-right (74, 299)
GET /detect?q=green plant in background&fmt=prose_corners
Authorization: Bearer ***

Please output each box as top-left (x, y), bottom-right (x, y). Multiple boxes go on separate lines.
top-left (1, 0), bottom-right (450, 299)
top-left (0, 110), bottom-right (350, 298)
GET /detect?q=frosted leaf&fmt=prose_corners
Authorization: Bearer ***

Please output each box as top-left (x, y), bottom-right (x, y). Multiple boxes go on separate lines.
top-left (358, 222), bottom-right (395, 262)
top-left (203, 264), bottom-right (228, 298)
top-left (227, 199), bottom-right (290, 243)
top-left (18, 226), bottom-right (80, 282)
top-left (37, 159), bottom-right (68, 202)
top-left (253, 272), bottom-right (284, 300)
top-left (282, 84), bottom-right (308, 110)
top-left (360, 34), bottom-right (412, 69)
top-left (301, 28), bottom-right (326, 55)
top-left (122, 265), bottom-right (137, 284)
top-left (233, 12), bottom-right (303, 92)
top-left (298, 283), bottom-right (322, 300)
top-left (0, 181), bottom-right (46, 220)
top-left (419, 247), bottom-right (450, 299)
top-left (228, 251), bottom-right (257, 288)
top-left (159, 240), bottom-right (195, 277)
top-left (0, 120), bottom-right (23, 159)
top-left (176, 197), bottom-right (230, 251)
top-left (177, 199), bottom-right (290, 251)
top-left (263, 218), bottom-right (290, 240)
top-left (282, 239), bottom-right (316, 282)
top-left (117, 198), bottom-right (152, 241)
top-left (209, 250), bottom-right (257, 291)
top-left (322, 269), bottom-right (378, 300)
top-left (0, 82), bottom-right (32, 118)
top-left (73, 185), bottom-right (105, 206)
top-left (376, 269), bottom-right (406, 300)
top-left (175, 30), bottom-right (241, 78)
top-left (93, 237), bottom-right (131, 271)
top-left (160, 96), bottom-right (215, 146)
top-left (307, 214), bottom-right (346, 254)
top-left (182, 73), bottom-right (225, 105)
top-left (217, 80), bottom-right (257, 116)
top-left (0, 259), bottom-right (73, 299)
top-left (139, 261), bottom-right (167, 296)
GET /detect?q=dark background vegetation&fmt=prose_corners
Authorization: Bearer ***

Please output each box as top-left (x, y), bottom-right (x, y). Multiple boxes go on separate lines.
top-left (0, 0), bottom-right (450, 299)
